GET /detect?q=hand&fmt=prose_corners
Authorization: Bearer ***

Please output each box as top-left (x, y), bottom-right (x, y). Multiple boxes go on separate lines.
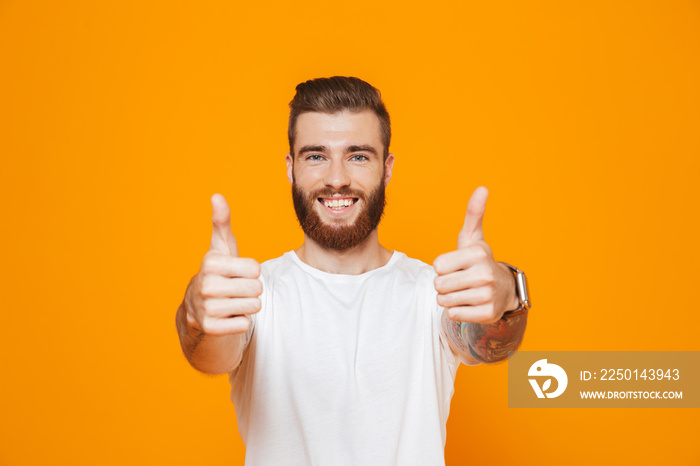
top-left (184, 194), bottom-right (262, 335)
top-left (433, 187), bottom-right (518, 324)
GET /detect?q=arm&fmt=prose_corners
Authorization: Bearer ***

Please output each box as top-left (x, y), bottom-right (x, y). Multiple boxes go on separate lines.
top-left (442, 305), bottom-right (528, 365)
top-left (176, 194), bottom-right (262, 375)
top-left (434, 187), bottom-right (528, 364)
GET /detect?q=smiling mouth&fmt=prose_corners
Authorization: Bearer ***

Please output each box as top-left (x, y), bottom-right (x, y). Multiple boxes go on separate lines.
top-left (318, 197), bottom-right (359, 210)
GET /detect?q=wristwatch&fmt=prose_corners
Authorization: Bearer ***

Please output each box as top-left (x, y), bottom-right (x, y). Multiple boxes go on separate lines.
top-left (500, 262), bottom-right (531, 317)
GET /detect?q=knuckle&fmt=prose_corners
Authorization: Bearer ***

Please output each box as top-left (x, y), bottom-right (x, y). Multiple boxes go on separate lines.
top-left (231, 297), bottom-right (258, 315)
top-left (200, 279), bottom-right (216, 298)
top-left (238, 280), bottom-right (258, 297)
top-left (201, 260), bottom-right (214, 275)
top-left (474, 246), bottom-right (488, 261)
top-left (483, 266), bottom-right (495, 282)
top-left (201, 317), bottom-right (217, 335)
top-left (233, 258), bottom-right (261, 277)
top-left (433, 254), bottom-right (450, 274)
top-left (239, 317), bottom-right (252, 332)
top-left (201, 254), bottom-right (221, 273)
top-left (237, 299), bottom-right (253, 314)
top-left (434, 277), bottom-right (445, 293)
top-left (226, 316), bottom-right (249, 335)
top-left (202, 299), bottom-right (216, 316)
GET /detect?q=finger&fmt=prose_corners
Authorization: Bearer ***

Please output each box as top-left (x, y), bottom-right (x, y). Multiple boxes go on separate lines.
top-left (434, 267), bottom-right (494, 294)
top-left (437, 287), bottom-right (492, 308)
top-left (210, 193), bottom-right (239, 256)
top-left (433, 243), bottom-right (490, 275)
top-left (457, 186), bottom-right (488, 248)
top-left (203, 298), bottom-right (262, 318)
top-left (201, 315), bottom-right (251, 336)
top-left (200, 276), bottom-right (263, 299)
top-left (202, 255), bottom-right (261, 279)
top-left (445, 305), bottom-right (500, 324)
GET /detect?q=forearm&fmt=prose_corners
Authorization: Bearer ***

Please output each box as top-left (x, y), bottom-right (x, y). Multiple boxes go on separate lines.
top-left (442, 309), bottom-right (528, 364)
top-left (176, 291), bottom-right (247, 375)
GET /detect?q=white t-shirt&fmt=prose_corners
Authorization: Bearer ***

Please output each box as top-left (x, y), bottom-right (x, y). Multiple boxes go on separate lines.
top-left (229, 251), bottom-right (461, 465)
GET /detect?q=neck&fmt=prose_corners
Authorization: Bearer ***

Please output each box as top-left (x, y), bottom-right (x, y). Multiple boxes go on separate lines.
top-left (295, 229), bottom-right (393, 274)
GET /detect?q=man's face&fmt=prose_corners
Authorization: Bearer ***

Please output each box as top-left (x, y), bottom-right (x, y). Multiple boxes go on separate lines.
top-left (286, 110), bottom-right (394, 251)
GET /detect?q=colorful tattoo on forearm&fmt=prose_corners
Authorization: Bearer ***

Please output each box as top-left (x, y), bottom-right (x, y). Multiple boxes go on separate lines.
top-left (443, 311), bottom-right (527, 363)
top-left (465, 314), bottom-right (527, 363)
top-left (443, 313), bottom-right (472, 356)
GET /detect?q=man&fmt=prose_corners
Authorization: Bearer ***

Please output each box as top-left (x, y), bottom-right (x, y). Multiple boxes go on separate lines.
top-left (176, 76), bottom-right (529, 465)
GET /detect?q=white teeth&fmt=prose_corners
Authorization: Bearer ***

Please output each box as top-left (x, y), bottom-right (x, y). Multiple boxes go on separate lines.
top-left (323, 198), bottom-right (354, 209)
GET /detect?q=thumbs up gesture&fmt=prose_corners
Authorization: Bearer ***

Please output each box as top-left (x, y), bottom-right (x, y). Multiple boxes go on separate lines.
top-left (433, 187), bottom-right (519, 324)
top-left (184, 194), bottom-right (263, 335)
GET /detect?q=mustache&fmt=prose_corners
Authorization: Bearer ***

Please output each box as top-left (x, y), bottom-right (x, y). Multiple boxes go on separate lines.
top-left (309, 187), bottom-right (366, 199)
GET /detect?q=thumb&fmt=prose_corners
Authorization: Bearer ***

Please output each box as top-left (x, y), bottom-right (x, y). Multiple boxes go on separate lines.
top-left (210, 193), bottom-right (239, 256)
top-left (457, 186), bottom-right (488, 248)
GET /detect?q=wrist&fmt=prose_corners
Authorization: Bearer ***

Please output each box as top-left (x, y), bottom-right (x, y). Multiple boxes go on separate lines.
top-left (498, 262), bottom-right (520, 312)
top-left (498, 262), bottom-right (531, 318)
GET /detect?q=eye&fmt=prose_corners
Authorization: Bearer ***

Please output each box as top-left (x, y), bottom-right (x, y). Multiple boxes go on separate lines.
top-left (351, 154), bottom-right (369, 162)
top-left (305, 154), bottom-right (324, 161)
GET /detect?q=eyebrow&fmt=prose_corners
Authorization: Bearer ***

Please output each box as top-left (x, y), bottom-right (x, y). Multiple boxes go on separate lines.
top-left (347, 145), bottom-right (378, 156)
top-left (298, 145), bottom-right (328, 155)
top-left (297, 144), bottom-right (379, 157)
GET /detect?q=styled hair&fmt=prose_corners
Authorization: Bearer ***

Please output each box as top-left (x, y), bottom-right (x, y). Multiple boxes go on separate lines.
top-left (288, 76), bottom-right (391, 159)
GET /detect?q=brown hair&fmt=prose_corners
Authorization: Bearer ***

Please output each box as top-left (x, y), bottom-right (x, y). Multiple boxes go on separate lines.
top-left (288, 76), bottom-right (391, 159)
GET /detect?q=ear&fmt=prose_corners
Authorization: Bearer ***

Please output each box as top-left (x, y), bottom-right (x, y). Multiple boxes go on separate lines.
top-left (383, 153), bottom-right (395, 186)
top-left (286, 153), bottom-right (294, 184)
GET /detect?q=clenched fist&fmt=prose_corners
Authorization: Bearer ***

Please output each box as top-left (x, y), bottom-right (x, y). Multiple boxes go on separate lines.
top-left (184, 194), bottom-right (263, 336)
top-left (433, 187), bottom-right (519, 324)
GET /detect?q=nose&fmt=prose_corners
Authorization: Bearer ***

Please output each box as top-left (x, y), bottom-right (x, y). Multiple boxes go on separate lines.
top-left (323, 159), bottom-right (351, 190)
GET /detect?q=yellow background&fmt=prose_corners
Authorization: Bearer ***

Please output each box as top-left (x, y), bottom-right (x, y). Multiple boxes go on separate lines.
top-left (1, 1), bottom-right (698, 465)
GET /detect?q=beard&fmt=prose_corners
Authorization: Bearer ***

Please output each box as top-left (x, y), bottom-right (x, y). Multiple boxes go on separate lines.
top-left (292, 179), bottom-right (387, 251)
